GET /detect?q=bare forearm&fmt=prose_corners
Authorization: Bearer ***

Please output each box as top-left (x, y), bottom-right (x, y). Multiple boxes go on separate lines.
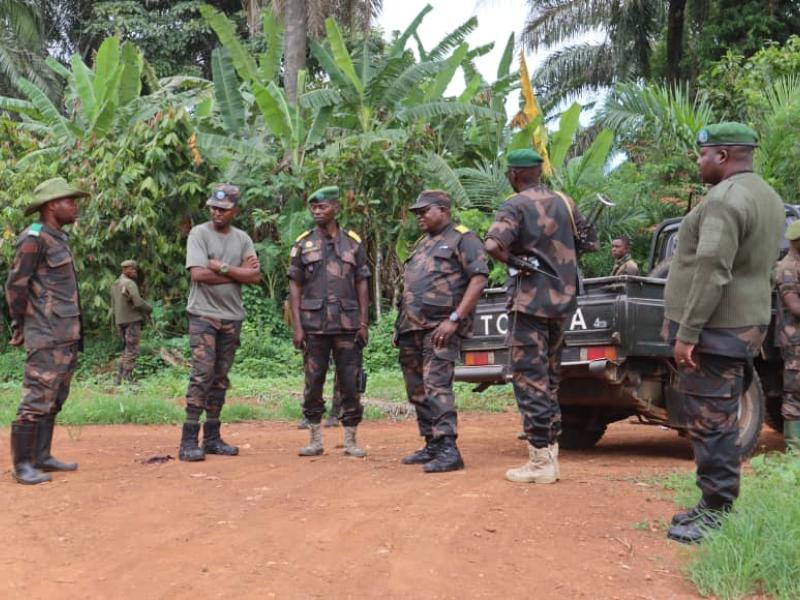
top-left (224, 265), bottom-right (261, 284)
top-left (289, 281), bottom-right (303, 329)
top-left (485, 238), bottom-right (510, 263)
top-left (191, 268), bottom-right (233, 285)
top-left (356, 279), bottom-right (369, 325)
top-left (456, 275), bottom-right (487, 318)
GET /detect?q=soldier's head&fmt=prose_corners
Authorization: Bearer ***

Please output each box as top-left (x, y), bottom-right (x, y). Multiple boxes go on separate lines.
top-left (29, 177), bottom-right (89, 226)
top-left (611, 237), bottom-right (630, 259)
top-left (409, 190), bottom-right (451, 234)
top-left (206, 184), bottom-right (240, 231)
top-left (505, 149), bottom-right (543, 192)
top-left (307, 186), bottom-right (340, 227)
top-left (696, 123), bottom-right (757, 185)
top-left (120, 259), bottom-right (138, 279)
top-left (785, 221), bottom-right (800, 253)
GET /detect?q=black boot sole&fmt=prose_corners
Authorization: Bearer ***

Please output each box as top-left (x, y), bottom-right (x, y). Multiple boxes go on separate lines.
top-left (13, 473), bottom-right (51, 485)
top-left (423, 459), bottom-right (465, 473)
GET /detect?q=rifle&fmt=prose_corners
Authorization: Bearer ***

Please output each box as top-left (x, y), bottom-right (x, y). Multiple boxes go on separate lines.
top-left (507, 255), bottom-right (560, 280)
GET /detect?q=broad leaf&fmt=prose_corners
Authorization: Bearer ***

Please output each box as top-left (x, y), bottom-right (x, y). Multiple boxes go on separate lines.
top-left (200, 4), bottom-right (259, 84)
top-left (400, 101), bottom-right (503, 122)
top-left (305, 105), bottom-right (332, 147)
top-left (324, 18), bottom-right (364, 95)
top-left (94, 36), bottom-right (121, 105)
top-left (497, 33), bottom-right (515, 78)
top-left (17, 78), bottom-right (77, 140)
top-left (212, 48), bottom-right (245, 133)
top-left (45, 57), bottom-right (70, 79)
top-left (310, 40), bottom-right (352, 91)
top-left (575, 129), bottom-right (613, 184)
top-left (549, 103), bottom-right (581, 169)
top-left (118, 42), bottom-right (143, 106)
top-left (388, 4), bottom-right (433, 58)
top-left (457, 74), bottom-right (483, 103)
top-left (426, 44), bottom-right (469, 101)
top-left (258, 8), bottom-right (283, 83)
top-left (421, 152), bottom-right (469, 207)
top-left (252, 81), bottom-right (292, 140)
top-left (69, 54), bottom-right (96, 123)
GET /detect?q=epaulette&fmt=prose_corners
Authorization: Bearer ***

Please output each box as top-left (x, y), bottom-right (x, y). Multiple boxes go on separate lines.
top-left (454, 224), bottom-right (470, 234)
top-left (295, 230), bottom-right (312, 243)
top-left (346, 229), bottom-right (362, 244)
top-left (27, 223), bottom-right (43, 237)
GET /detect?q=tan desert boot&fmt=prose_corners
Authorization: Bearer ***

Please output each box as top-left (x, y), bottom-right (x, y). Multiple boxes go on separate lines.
top-left (343, 426), bottom-right (367, 458)
top-left (505, 443), bottom-right (557, 484)
top-left (298, 423), bottom-right (324, 456)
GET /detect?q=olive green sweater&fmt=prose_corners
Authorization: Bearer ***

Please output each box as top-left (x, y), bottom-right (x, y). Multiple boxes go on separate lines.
top-left (664, 172), bottom-right (784, 344)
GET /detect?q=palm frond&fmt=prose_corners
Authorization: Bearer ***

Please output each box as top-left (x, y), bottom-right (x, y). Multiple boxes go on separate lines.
top-left (419, 152), bottom-right (470, 207)
top-left (522, 0), bottom-right (612, 52)
top-left (399, 101), bottom-right (503, 123)
top-left (534, 42), bottom-right (615, 110)
top-left (428, 16), bottom-right (478, 61)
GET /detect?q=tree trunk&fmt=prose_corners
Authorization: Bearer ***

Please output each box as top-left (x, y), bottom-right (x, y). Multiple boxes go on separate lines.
top-left (373, 227), bottom-right (383, 320)
top-left (283, 0), bottom-right (307, 104)
top-left (665, 0), bottom-right (687, 84)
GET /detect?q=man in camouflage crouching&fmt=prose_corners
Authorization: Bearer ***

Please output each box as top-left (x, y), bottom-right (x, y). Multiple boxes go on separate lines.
top-left (179, 184), bottom-right (260, 461)
top-left (395, 190), bottom-right (488, 472)
top-left (111, 259), bottom-right (152, 385)
top-left (5, 177), bottom-right (89, 484)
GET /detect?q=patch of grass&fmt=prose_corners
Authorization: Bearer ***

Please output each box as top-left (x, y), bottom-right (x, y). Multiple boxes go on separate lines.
top-left (661, 469), bottom-right (699, 509)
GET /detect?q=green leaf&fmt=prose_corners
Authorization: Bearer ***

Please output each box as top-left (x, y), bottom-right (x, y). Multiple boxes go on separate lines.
top-left (388, 4), bottom-right (432, 58)
top-left (258, 7), bottom-right (284, 83)
top-left (508, 121), bottom-right (538, 151)
top-left (252, 81), bottom-right (293, 140)
top-left (549, 103), bottom-right (581, 169)
top-left (420, 152), bottom-right (470, 207)
top-left (400, 101), bottom-right (503, 122)
top-left (305, 105), bottom-right (331, 147)
top-left (70, 54), bottom-right (96, 123)
top-left (457, 74), bottom-right (483, 103)
top-left (577, 129), bottom-right (613, 177)
top-left (0, 95), bottom-right (40, 119)
top-left (211, 48), bottom-right (245, 133)
top-left (497, 33), bottom-right (515, 78)
top-left (426, 43), bottom-right (469, 100)
top-left (118, 42), bottom-right (143, 106)
top-left (195, 97), bottom-right (213, 118)
top-left (380, 61), bottom-right (440, 106)
top-left (17, 78), bottom-right (77, 140)
top-left (200, 4), bottom-right (259, 83)
top-left (324, 18), bottom-right (364, 95)
top-left (93, 36), bottom-right (121, 105)
top-left (45, 57), bottom-right (70, 79)
top-left (299, 89), bottom-right (342, 111)
top-left (428, 16), bottom-right (477, 61)
top-left (309, 40), bottom-right (352, 90)
top-left (91, 99), bottom-right (116, 138)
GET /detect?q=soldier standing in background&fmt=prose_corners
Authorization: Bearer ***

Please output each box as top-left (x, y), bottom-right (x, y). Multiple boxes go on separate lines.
top-left (485, 149), bottom-right (597, 485)
top-left (664, 123), bottom-right (784, 544)
top-left (395, 190), bottom-right (488, 473)
top-left (178, 184), bottom-right (261, 462)
top-left (110, 259), bottom-right (152, 385)
top-left (610, 237), bottom-right (639, 276)
top-left (5, 177), bottom-right (88, 484)
top-left (773, 220), bottom-right (800, 450)
top-left (289, 186), bottom-right (370, 458)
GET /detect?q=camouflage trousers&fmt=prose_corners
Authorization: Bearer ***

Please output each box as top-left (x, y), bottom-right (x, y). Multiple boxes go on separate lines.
top-left (17, 343), bottom-right (79, 423)
top-left (185, 314), bottom-right (242, 419)
top-left (781, 346), bottom-right (800, 421)
top-left (507, 312), bottom-right (565, 448)
top-left (118, 321), bottom-right (142, 379)
top-left (303, 333), bottom-right (363, 426)
top-left (397, 330), bottom-right (460, 439)
top-left (678, 352), bottom-right (749, 507)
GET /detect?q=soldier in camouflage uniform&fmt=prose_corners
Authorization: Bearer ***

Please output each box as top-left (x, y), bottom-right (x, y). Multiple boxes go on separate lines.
top-left (289, 186), bottom-right (370, 457)
top-left (396, 190), bottom-right (488, 473)
top-left (610, 237), bottom-right (639, 276)
top-left (485, 149), bottom-right (597, 485)
top-left (773, 220), bottom-right (800, 451)
top-left (5, 177), bottom-right (88, 485)
top-left (664, 123), bottom-right (784, 544)
top-left (178, 184), bottom-right (261, 462)
top-left (110, 259), bottom-right (152, 385)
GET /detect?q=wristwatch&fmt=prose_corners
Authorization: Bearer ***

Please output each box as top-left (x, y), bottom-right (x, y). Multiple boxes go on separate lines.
top-left (449, 310), bottom-right (461, 323)
top-left (219, 263), bottom-right (229, 275)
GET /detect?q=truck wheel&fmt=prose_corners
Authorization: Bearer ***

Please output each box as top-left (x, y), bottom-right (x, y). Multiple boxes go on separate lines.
top-left (738, 372), bottom-right (765, 458)
top-left (559, 424), bottom-right (607, 450)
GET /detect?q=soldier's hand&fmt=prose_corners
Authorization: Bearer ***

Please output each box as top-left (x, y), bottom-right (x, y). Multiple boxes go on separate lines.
top-left (673, 340), bottom-right (697, 371)
top-left (208, 258), bottom-right (222, 273)
top-left (355, 324), bottom-right (369, 347)
top-left (242, 254), bottom-right (260, 269)
top-left (9, 330), bottom-right (24, 347)
top-left (293, 326), bottom-right (306, 350)
top-left (432, 320), bottom-right (458, 348)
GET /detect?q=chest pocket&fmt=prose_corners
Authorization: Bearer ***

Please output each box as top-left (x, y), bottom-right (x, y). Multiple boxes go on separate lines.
top-left (431, 245), bottom-right (457, 273)
top-left (301, 249), bottom-right (323, 274)
top-left (44, 248), bottom-right (76, 289)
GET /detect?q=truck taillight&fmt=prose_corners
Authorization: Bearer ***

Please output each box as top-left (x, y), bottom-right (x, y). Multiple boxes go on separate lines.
top-left (582, 346), bottom-right (618, 362)
top-left (463, 351), bottom-right (495, 366)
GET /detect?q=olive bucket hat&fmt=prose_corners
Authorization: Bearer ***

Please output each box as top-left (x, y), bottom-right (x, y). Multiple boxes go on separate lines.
top-left (25, 177), bottom-right (89, 216)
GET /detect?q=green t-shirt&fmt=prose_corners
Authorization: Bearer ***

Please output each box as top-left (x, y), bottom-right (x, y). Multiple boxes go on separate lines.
top-left (185, 222), bottom-right (256, 321)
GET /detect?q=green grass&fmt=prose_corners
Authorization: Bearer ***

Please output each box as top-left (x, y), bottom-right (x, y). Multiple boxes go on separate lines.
top-left (662, 454), bottom-right (800, 600)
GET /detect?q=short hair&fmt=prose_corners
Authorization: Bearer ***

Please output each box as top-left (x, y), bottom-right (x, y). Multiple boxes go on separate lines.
top-left (612, 236), bottom-right (630, 248)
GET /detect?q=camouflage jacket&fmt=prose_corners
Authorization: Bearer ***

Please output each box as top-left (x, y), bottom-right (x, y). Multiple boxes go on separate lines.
top-left (395, 222), bottom-right (488, 337)
top-left (111, 274), bottom-right (152, 326)
top-left (775, 248), bottom-right (800, 347)
top-left (288, 225), bottom-right (370, 333)
top-left (486, 185), bottom-right (596, 318)
top-left (4, 222), bottom-right (82, 350)
top-left (611, 255), bottom-right (640, 277)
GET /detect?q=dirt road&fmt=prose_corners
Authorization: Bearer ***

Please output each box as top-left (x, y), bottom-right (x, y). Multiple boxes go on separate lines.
top-left (0, 414), bottom-right (783, 600)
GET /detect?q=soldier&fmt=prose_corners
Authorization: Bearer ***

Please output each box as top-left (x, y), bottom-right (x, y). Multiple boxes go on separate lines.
top-left (396, 190), bottom-right (488, 472)
top-left (610, 237), bottom-right (639, 276)
top-left (178, 184), bottom-right (261, 462)
top-left (5, 177), bottom-right (88, 485)
top-left (110, 259), bottom-right (152, 385)
top-left (664, 123), bottom-right (784, 544)
top-left (773, 221), bottom-right (800, 451)
top-left (485, 149), bottom-right (597, 484)
top-left (289, 185), bottom-right (370, 457)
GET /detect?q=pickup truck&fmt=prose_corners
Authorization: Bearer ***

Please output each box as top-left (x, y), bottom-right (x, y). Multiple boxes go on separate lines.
top-left (456, 207), bottom-right (800, 456)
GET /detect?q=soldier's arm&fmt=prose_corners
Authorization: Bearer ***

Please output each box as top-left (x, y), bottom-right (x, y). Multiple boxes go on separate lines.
top-left (456, 234), bottom-right (489, 318)
top-left (125, 281), bottom-right (152, 314)
top-left (4, 238), bottom-right (40, 343)
top-left (571, 202), bottom-right (599, 253)
top-left (626, 262), bottom-right (640, 276)
top-left (289, 280), bottom-right (304, 349)
top-left (485, 202), bottom-right (518, 263)
top-left (783, 291), bottom-right (800, 317)
top-left (778, 266), bottom-right (800, 317)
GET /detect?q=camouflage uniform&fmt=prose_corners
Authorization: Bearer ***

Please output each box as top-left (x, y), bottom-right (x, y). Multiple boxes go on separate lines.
top-left (611, 254), bottom-right (640, 277)
top-left (775, 248), bottom-right (800, 421)
top-left (395, 222), bottom-right (489, 439)
top-left (288, 226), bottom-right (370, 426)
top-left (5, 222), bottom-right (82, 422)
top-left (111, 272), bottom-right (151, 382)
top-left (486, 185), bottom-right (595, 448)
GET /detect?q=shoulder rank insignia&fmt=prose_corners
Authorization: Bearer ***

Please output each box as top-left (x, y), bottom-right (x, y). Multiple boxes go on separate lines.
top-left (454, 224), bottom-right (470, 234)
top-left (28, 223), bottom-right (43, 237)
top-left (346, 229), bottom-right (362, 243)
top-left (295, 230), bottom-right (312, 243)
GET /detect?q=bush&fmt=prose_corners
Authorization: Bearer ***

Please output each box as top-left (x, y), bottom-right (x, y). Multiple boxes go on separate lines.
top-left (363, 310), bottom-right (399, 372)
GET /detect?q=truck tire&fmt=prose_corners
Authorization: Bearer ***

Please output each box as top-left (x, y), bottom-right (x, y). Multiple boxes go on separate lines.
top-left (738, 372), bottom-right (765, 458)
top-left (559, 424), bottom-right (607, 450)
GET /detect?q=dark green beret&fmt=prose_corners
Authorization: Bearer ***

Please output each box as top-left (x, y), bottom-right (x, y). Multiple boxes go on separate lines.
top-left (697, 122), bottom-right (758, 147)
top-left (25, 177), bottom-right (89, 216)
top-left (308, 185), bottom-right (340, 203)
top-left (120, 260), bottom-right (138, 268)
top-left (506, 148), bottom-right (544, 167)
top-left (409, 189), bottom-right (451, 211)
top-left (785, 220), bottom-right (800, 241)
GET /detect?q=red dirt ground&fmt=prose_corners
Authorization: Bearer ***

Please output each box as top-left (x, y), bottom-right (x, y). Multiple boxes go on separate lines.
top-left (0, 415), bottom-right (783, 600)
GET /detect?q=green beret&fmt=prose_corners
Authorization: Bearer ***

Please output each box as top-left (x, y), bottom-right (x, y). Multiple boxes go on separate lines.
top-left (25, 177), bottom-right (89, 216)
top-left (506, 148), bottom-right (544, 167)
top-left (697, 122), bottom-right (758, 147)
top-left (409, 189), bottom-right (451, 211)
top-left (120, 260), bottom-right (138, 268)
top-left (785, 220), bottom-right (800, 241)
top-left (308, 186), bottom-right (340, 203)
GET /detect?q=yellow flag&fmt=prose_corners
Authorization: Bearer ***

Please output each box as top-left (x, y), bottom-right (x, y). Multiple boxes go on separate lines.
top-left (517, 52), bottom-right (552, 176)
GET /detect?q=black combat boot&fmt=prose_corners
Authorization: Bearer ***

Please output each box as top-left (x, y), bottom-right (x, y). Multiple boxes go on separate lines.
top-left (423, 436), bottom-right (465, 473)
top-left (179, 422), bottom-right (205, 462)
top-left (401, 437), bottom-right (438, 465)
top-left (34, 415), bottom-right (77, 472)
top-left (203, 420), bottom-right (239, 456)
top-left (667, 502), bottom-right (731, 544)
top-left (670, 499), bottom-right (710, 526)
top-left (11, 422), bottom-right (51, 485)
